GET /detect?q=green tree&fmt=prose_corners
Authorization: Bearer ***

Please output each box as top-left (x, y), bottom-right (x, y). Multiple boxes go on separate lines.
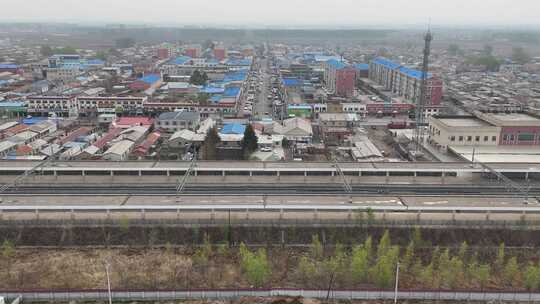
top-left (40, 45), bottom-right (53, 57)
top-left (477, 264), bottom-right (491, 289)
top-left (189, 70), bottom-right (208, 86)
top-left (402, 241), bottom-right (415, 272)
top-left (411, 227), bottom-right (423, 248)
top-left (351, 245), bottom-right (370, 283)
top-left (193, 234), bottom-right (212, 267)
top-left (242, 124), bottom-right (258, 159)
top-left (203, 126), bottom-right (220, 160)
top-left (376, 230), bottom-right (391, 259)
top-left (419, 262), bottom-right (434, 288)
top-left (495, 243), bottom-right (506, 271)
top-left (448, 256), bottom-right (465, 289)
top-left (363, 236), bottom-right (373, 263)
top-left (197, 93), bottom-right (210, 105)
top-left (438, 249), bottom-right (452, 288)
top-left (116, 37), bottom-right (135, 49)
top-left (239, 244), bottom-right (271, 287)
top-left (325, 242), bottom-right (346, 279)
top-left (309, 234), bottom-right (324, 260)
top-left (503, 257), bottom-right (520, 287)
top-left (458, 241), bottom-right (468, 262)
top-left (119, 215), bottom-right (130, 233)
top-left (203, 39), bottom-right (215, 50)
top-left (55, 46), bottom-right (78, 54)
top-left (370, 246), bottom-right (399, 288)
top-left (524, 263), bottom-right (540, 290)
top-left (512, 47), bottom-right (531, 64)
top-left (298, 256), bottom-right (318, 284)
top-left (483, 44), bottom-right (494, 56)
top-left (466, 55), bottom-right (501, 71)
top-left (96, 50), bottom-right (108, 61)
top-left (448, 44), bottom-right (460, 56)
top-left (1, 239), bottom-right (15, 259)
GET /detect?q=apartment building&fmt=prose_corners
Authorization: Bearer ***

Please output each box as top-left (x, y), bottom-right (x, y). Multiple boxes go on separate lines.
top-left (369, 57), bottom-right (443, 105)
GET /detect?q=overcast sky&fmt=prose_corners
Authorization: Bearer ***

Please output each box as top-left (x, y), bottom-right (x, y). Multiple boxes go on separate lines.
top-left (2, 0), bottom-right (539, 28)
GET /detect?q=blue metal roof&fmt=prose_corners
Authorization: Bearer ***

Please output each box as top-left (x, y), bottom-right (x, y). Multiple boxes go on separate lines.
top-left (221, 123), bottom-right (246, 135)
top-left (0, 64), bottom-right (19, 69)
top-left (210, 95), bottom-right (222, 103)
top-left (223, 71), bottom-right (247, 83)
top-left (326, 59), bottom-right (347, 70)
top-left (373, 57), bottom-right (401, 70)
top-left (282, 77), bottom-right (301, 87)
top-left (139, 74), bottom-right (161, 84)
top-left (226, 58), bottom-right (252, 66)
top-left (0, 101), bottom-right (25, 108)
top-left (354, 63), bottom-right (369, 71)
top-left (23, 117), bottom-right (48, 125)
top-left (398, 66), bottom-right (430, 80)
top-left (202, 86), bottom-right (225, 94)
top-left (171, 56), bottom-right (192, 65)
top-left (223, 86), bottom-right (241, 97)
top-left (86, 59), bottom-right (105, 65)
top-left (373, 57), bottom-right (431, 80)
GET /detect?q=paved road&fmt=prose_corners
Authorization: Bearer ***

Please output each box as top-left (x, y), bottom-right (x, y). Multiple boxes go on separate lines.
top-left (3, 183), bottom-right (540, 198)
top-left (253, 57), bottom-right (271, 119)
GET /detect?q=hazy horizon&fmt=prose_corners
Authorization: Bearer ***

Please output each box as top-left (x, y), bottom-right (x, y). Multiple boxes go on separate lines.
top-left (2, 0), bottom-right (540, 28)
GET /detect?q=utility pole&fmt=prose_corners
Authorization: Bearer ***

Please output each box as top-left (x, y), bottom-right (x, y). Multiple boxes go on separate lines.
top-left (176, 150), bottom-right (197, 202)
top-left (105, 261), bottom-right (113, 304)
top-left (394, 262), bottom-right (400, 304)
top-left (413, 27), bottom-right (433, 157)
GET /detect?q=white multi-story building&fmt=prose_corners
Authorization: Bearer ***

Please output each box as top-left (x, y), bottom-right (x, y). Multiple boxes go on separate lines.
top-left (27, 96), bottom-right (78, 116)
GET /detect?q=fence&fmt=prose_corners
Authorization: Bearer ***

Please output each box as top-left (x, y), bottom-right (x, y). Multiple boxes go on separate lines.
top-left (0, 217), bottom-right (538, 229)
top-left (2, 289), bottom-right (540, 302)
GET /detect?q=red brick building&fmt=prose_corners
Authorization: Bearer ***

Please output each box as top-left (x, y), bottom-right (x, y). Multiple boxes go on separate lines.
top-left (213, 48), bottom-right (226, 61)
top-left (156, 48), bottom-right (171, 60)
top-left (335, 67), bottom-right (357, 98)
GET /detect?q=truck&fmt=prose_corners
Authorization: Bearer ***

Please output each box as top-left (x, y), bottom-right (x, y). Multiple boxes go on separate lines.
top-left (387, 121), bottom-right (409, 129)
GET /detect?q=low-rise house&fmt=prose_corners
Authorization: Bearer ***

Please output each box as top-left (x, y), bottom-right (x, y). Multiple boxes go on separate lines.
top-left (155, 111), bottom-right (201, 133)
top-left (132, 131), bottom-right (161, 158)
top-left (273, 117), bottom-right (313, 144)
top-left (29, 120), bottom-right (57, 136)
top-left (168, 129), bottom-right (206, 149)
top-left (7, 130), bottom-right (39, 146)
top-left (102, 140), bottom-right (135, 161)
top-left (0, 141), bottom-right (17, 158)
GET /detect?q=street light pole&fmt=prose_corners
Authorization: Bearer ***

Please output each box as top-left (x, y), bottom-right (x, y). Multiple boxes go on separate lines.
top-left (394, 262), bottom-right (400, 304)
top-left (105, 261), bottom-right (112, 304)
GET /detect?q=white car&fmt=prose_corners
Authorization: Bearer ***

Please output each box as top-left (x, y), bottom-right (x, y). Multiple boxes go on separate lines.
top-left (260, 147), bottom-right (272, 152)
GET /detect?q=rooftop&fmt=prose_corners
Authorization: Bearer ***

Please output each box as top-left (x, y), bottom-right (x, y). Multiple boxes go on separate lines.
top-left (171, 56), bottom-right (192, 65)
top-left (282, 77), bottom-right (301, 87)
top-left (480, 113), bottom-right (540, 127)
top-left (372, 57), bottom-right (432, 80)
top-left (221, 123), bottom-right (246, 135)
top-left (326, 59), bottom-right (347, 70)
top-left (224, 87), bottom-right (241, 98)
top-left (157, 111), bottom-right (200, 122)
top-left (435, 116), bottom-right (494, 128)
top-left (138, 74), bottom-right (161, 84)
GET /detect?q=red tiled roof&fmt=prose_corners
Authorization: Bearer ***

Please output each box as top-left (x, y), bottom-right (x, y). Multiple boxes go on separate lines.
top-left (114, 116), bottom-right (154, 128)
top-left (4, 124), bottom-right (28, 136)
top-left (93, 128), bottom-right (122, 149)
top-left (59, 127), bottom-right (92, 145)
top-left (16, 145), bottom-right (33, 155)
top-left (132, 131), bottom-right (161, 156)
